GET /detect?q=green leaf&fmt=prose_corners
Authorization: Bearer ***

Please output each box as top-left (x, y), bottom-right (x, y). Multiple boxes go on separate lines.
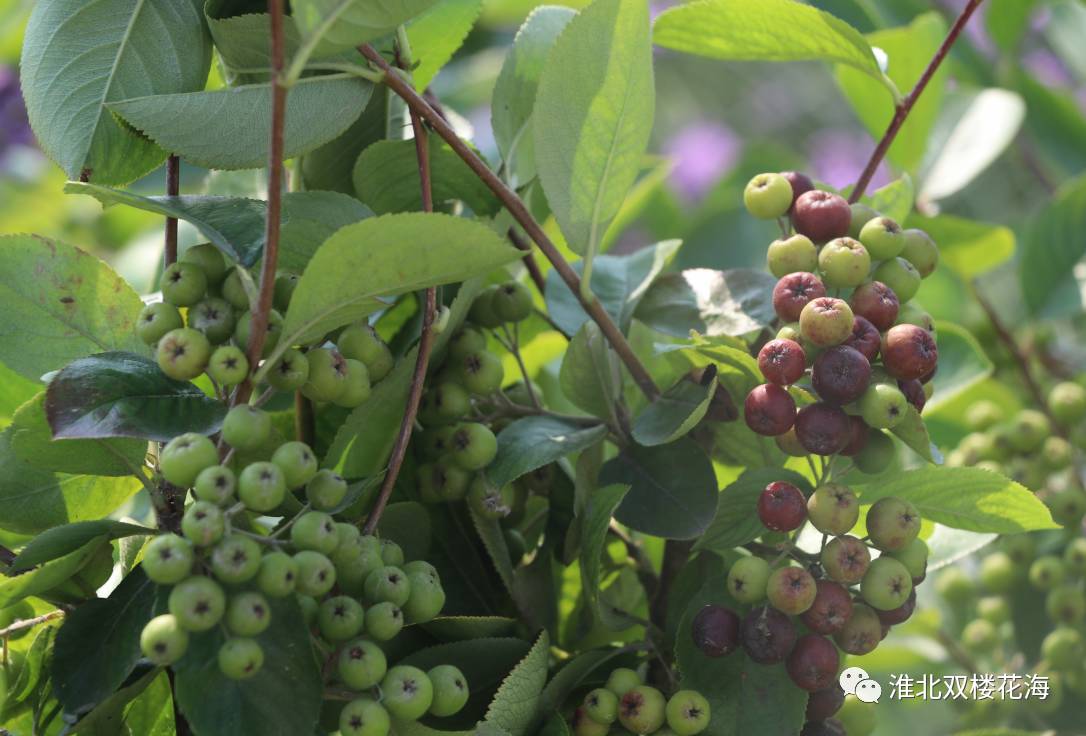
top-left (0, 428), bottom-right (142, 535)
top-left (469, 504), bottom-right (516, 596)
top-left (905, 213), bottom-right (1015, 280)
top-left (7, 624), bottom-right (58, 707)
top-left (109, 75), bottom-right (373, 171)
top-left (0, 361), bottom-right (41, 428)
top-left (534, 0), bottom-right (654, 266)
top-left (174, 597), bottom-right (322, 736)
top-left (545, 239), bottom-right (681, 337)
top-left (353, 139), bottom-right (500, 216)
top-left (485, 417), bottom-right (608, 489)
top-left (423, 616), bottom-right (519, 641)
top-left (407, 0), bottom-right (484, 90)
top-left (11, 520), bottom-right (152, 572)
top-left (484, 630), bottom-right (550, 736)
top-left (654, 0), bottom-right (887, 93)
top-left (1019, 175), bottom-right (1086, 315)
top-left (853, 467), bottom-right (1060, 533)
top-left (559, 322), bottom-right (622, 421)
top-left (302, 87), bottom-right (391, 195)
top-left (11, 393), bottom-right (147, 477)
top-left (694, 468), bottom-right (812, 553)
top-left (0, 536), bottom-right (109, 609)
top-left (536, 648), bottom-right (627, 717)
top-left (491, 6), bottom-right (576, 185)
top-left (0, 234), bottom-right (147, 382)
top-left (835, 12), bottom-right (947, 173)
top-left (277, 214), bottom-right (520, 355)
top-left (579, 485), bottom-right (630, 614)
top-left (19, 0), bottom-right (211, 184)
top-left (600, 438), bottom-right (718, 540)
top-left (1013, 70), bottom-right (1086, 175)
top-left (45, 352), bottom-right (227, 443)
top-left (925, 525), bottom-right (997, 573)
top-left (986, 0), bottom-right (1037, 52)
top-left (67, 667), bottom-right (160, 734)
top-left (925, 322), bottom-right (993, 412)
top-left (631, 372), bottom-right (714, 446)
top-left (279, 191), bottom-right (375, 273)
top-left (205, 0), bottom-right (304, 83)
top-left (634, 268), bottom-right (778, 339)
top-left (376, 501), bottom-right (432, 562)
top-left (864, 175), bottom-right (914, 224)
top-left (889, 404), bottom-right (936, 463)
top-left (292, 0), bottom-right (442, 57)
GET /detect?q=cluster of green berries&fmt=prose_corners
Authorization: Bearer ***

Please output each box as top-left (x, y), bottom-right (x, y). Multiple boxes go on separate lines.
top-left (741, 172), bottom-right (939, 464)
top-left (570, 667), bottom-right (710, 736)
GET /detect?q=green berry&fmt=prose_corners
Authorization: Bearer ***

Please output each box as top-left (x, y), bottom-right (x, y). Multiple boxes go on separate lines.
top-left (421, 382), bottom-right (472, 425)
top-left (743, 173), bottom-right (793, 219)
top-left (584, 688), bottom-right (619, 724)
top-left (294, 550), bottom-right (336, 597)
top-left (900, 229), bottom-right (939, 278)
top-left (966, 400), bottom-right (1004, 431)
top-left (267, 348), bottom-right (310, 391)
top-left (847, 204), bottom-right (878, 239)
top-left (157, 327), bottom-right (212, 381)
top-left (168, 576), bottom-right (226, 632)
top-left (221, 268), bottom-right (250, 309)
top-left (468, 476), bottom-right (513, 520)
top-left (605, 667), bottom-right (642, 697)
top-left (335, 359), bottom-right (372, 408)
top-left (1042, 436), bottom-right (1073, 470)
top-left (962, 619), bottom-right (998, 652)
top-left (207, 345), bottom-right (249, 386)
top-left (665, 690), bottom-right (711, 736)
top-left (860, 557), bottom-right (913, 611)
top-left (618, 685), bottom-right (667, 735)
top-left (977, 596), bottom-right (1010, 624)
top-left (233, 309), bottom-right (283, 358)
top-left (806, 483), bottom-right (859, 536)
top-left (1029, 555), bottom-right (1065, 590)
top-left (218, 637), bottom-right (264, 679)
top-left (934, 568), bottom-right (974, 606)
top-left (160, 262), bottom-right (207, 307)
top-left (865, 497), bottom-right (920, 551)
top-left (492, 281), bottom-right (533, 323)
top-left (1048, 381), bottom-right (1086, 425)
top-left (137, 302), bottom-right (183, 345)
top-left (1042, 627), bottom-right (1084, 671)
top-left (338, 638), bottom-right (388, 690)
top-left (1047, 488), bottom-right (1086, 526)
top-left (340, 698), bottom-right (391, 736)
top-left (382, 665), bottom-right (434, 721)
top-left (140, 614), bottom-right (189, 665)
top-left (188, 297), bottom-right (236, 344)
top-left (872, 258), bottom-right (921, 303)
top-left (854, 429), bottom-right (895, 474)
top-left (799, 297), bottom-right (854, 347)
top-left (318, 595), bottom-right (365, 642)
top-left (1046, 585), bottom-right (1086, 625)
top-left (428, 664), bottom-right (470, 717)
top-left (448, 326), bottom-right (488, 358)
top-left (1010, 409), bottom-right (1050, 453)
top-left (257, 551), bottom-right (297, 597)
top-left (301, 348), bottom-right (349, 402)
top-left (210, 535), bottom-right (262, 584)
top-left (142, 533), bottom-right (194, 584)
top-left (292, 511), bottom-right (339, 555)
top-left (338, 324), bottom-right (395, 382)
top-left (181, 500), bottom-right (225, 547)
top-left (818, 237), bottom-right (871, 289)
top-left (402, 569), bottom-right (445, 623)
top-left (364, 566), bottom-right (411, 607)
top-left (979, 551), bottom-right (1018, 594)
top-left (271, 441), bottom-right (318, 489)
top-left (1002, 534), bottom-right (1036, 566)
top-left (305, 470), bottom-right (348, 511)
top-left (237, 461), bottom-right (287, 512)
top-left (222, 405), bottom-right (272, 452)
top-left (180, 243), bottom-right (227, 285)
top-left (418, 462), bottom-right (471, 503)
top-left (160, 432), bottom-right (217, 487)
top-left (364, 601), bottom-right (404, 641)
top-left (457, 350), bottom-right (505, 396)
top-left (449, 423), bottom-right (497, 471)
top-left (335, 536), bottom-right (383, 595)
top-left (469, 286), bottom-right (503, 328)
top-left (574, 709), bottom-right (610, 736)
top-left (380, 539), bottom-right (404, 566)
top-left (767, 234), bottom-right (817, 278)
top-left (1063, 537), bottom-right (1086, 573)
top-left (226, 591), bottom-right (272, 636)
top-left (858, 382), bottom-right (908, 430)
top-left (726, 556), bottom-right (770, 604)
top-left (887, 538), bottom-right (928, 580)
top-left (273, 272), bottom-right (299, 312)
top-left (858, 217), bottom-right (905, 260)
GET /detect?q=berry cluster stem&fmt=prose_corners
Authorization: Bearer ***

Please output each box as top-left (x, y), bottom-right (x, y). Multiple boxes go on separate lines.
top-left (358, 44), bottom-right (661, 403)
top-left (163, 154), bottom-right (180, 267)
top-left (849, 0), bottom-right (985, 203)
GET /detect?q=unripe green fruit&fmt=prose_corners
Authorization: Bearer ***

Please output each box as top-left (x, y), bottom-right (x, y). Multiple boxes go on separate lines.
top-left (1009, 409), bottom-right (1050, 453)
top-left (142, 533), bottom-right (194, 584)
top-left (237, 461), bottom-right (287, 512)
top-left (140, 614), bottom-right (189, 665)
top-left (860, 557), bottom-right (913, 610)
top-left (210, 535), bottom-right (262, 584)
top-left (168, 576), bottom-right (226, 632)
top-left (859, 217), bottom-right (905, 260)
top-left (271, 441), bottom-right (318, 489)
top-left (301, 348), bottom-right (349, 403)
top-left (267, 348), bottom-right (310, 391)
top-left (188, 297), bottom-right (236, 344)
top-left (469, 286), bottom-right (503, 328)
top-left (468, 476), bottom-right (513, 520)
top-left (1047, 488), bottom-right (1086, 526)
top-left (421, 382), bottom-right (472, 425)
top-left (1063, 537), bottom-right (1086, 573)
top-left (1048, 381), bottom-right (1086, 425)
top-left (233, 309), bottom-right (282, 358)
top-left (273, 272), bottom-right (299, 312)
top-left (380, 539), bottom-right (404, 566)
top-left (584, 688), bottom-right (619, 724)
top-left (428, 664), bottom-right (470, 717)
top-left (665, 690), bottom-right (711, 736)
top-left (872, 258), bottom-right (921, 303)
top-left (1046, 585), bottom-right (1086, 625)
top-left (743, 173), bottom-right (793, 219)
top-left (854, 429), bottom-right (895, 474)
top-left (340, 697), bottom-right (391, 736)
top-left (181, 243), bottom-right (227, 285)
top-left (449, 326), bottom-right (488, 358)
top-left (980, 551), bottom-right (1019, 594)
top-left (294, 550), bottom-right (336, 597)
top-left (818, 237), bottom-right (871, 289)
top-left (935, 568), bottom-right (974, 606)
top-left (418, 462), bottom-right (471, 503)
top-left (865, 497), bottom-right (920, 551)
top-left (449, 423), bottom-right (498, 471)
top-left (966, 400), bottom-right (1004, 431)
top-left (806, 484), bottom-right (859, 535)
top-left (257, 551), bottom-right (297, 597)
top-left (618, 685), bottom-right (667, 735)
top-left (157, 327), bottom-right (212, 381)
top-left (962, 619), bottom-right (998, 652)
top-left (836, 694), bottom-right (876, 736)
top-left (160, 432), bottom-right (217, 487)
top-left (977, 596), bottom-right (1010, 624)
top-left (1041, 436), bottom-right (1073, 470)
top-left (221, 405), bottom-right (272, 452)
top-left (338, 324), bottom-right (394, 382)
top-left (900, 229), bottom-right (939, 278)
top-left (832, 603), bottom-right (880, 655)
top-left (381, 665), bottom-right (434, 721)
top-left (1001, 534), bottom-right (1036, 566)
top-left (305, 469), bottom-right (348, 511)
top-left (335, 359), bottom-right (372, 409)
top-left (1029, 555), bottom-right (1065, 590)
top-left (161, 262), bottom-right (207, 306)
top-left (336, 536), bottom-right (384, 595)
top-left (726, 556), bottom-right (771, 604)
top-left (767, 235), bottom-right (817, 278)
top-left (573, 709), bottom-right (609, 736)
top-left (402, 569), bottom-right (446, 623)
top-left (207, 345), bottom-right (249, 386)
top-left (218, 637), bottom-right (264, 679)
top-left (318, 595), bottom-right (365, 642)
top-left (292, 511), bottom-right (339, 555)
top-left (605, 667), bottom-right (642, 697)
top-left (181, 500), bottom-right (225, 547)
top-left (364, 566), bottom-right (411, 607)
top-left (137, 302), bottom-right (183, 345)
top-left (887, 538), bottom-right (928, 580)
top-left (858, 382), bottom-right (908, 430)
top-left (847, 204), bottom-right (879, 239)
top-left (457, 350), bottom-right (505, 396)
top-left (226, 591), bottom-right (272, 636)
top-left (221, 268), bottom-right (250, 309)
top-left (766, 566), bottom-right (817, 614)
top-left (799, 298), bottom-right (854, 347)
top-left (492, 281), bottom-right (533, 323)
top-left (364, 601), bottom-right (404, 641)
top-left (338, 638), bottom-right (388, 690)
top-left (1042, 627), bottom-right (1084, 671)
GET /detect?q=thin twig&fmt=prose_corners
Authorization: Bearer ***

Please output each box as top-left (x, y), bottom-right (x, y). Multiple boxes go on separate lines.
top-left (507, 228), bottom-right (548, 296)
top-left (359, 44), bottom-right (660, 402)
top-left (164, 154), bottom-right (180, 267)
top-left (0, 610), bottom-right (64, 638)
top-left (850, 0), bottom-right (985, 202)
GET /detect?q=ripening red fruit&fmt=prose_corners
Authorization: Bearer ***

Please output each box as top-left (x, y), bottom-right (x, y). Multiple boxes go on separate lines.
top-left (794, 403), bottom-right (851, 455)
top-left (758, 339), bottom-right (807, 386)
top-left (787, 634), bottom-right (841, 692)
top-left (805, 685), bottom-right (845, 722)
top-left (781, 171), bottom-right (814, 211)
top-left (773, 273), bottom-right (827, 323)
top-left (898, 379), bottom-right (926, 411)
top-left (744, 384), bottom-right (796, 436)
top-left (876, 588), bottom-right (917, 626)
top-left (793, 191), bottom-right (851, 243)
top-left (811, 346), bottom-right (871, 405)
top-left (849, 281), bottom-right (900, 331)
top-left (691, 604), bottom-right (740, 657)
top-left (800, 580), bottom-right (854, 634)
top-left (840, 416), bottom-right (869, 457)
top-left (881, 324), bottom-right (938, 381)
top-left (844, 316), bottom-right (881, 361)
top-left (758, 482), bottom-right (807, 532)
top-left (740, 606), bottom-right (797, 664)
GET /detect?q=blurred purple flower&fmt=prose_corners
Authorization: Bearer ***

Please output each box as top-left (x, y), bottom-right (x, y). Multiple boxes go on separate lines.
top-left (650, 1), bottom-right (677, 22)
top-left (663, 121), bottom-right (741, 202)
top-left (807, 130), bottom-right (890, 192)
top-left (0, 67), bottom-right (33, 153)
top-left (1022, 48), bottom-right (1074, 89)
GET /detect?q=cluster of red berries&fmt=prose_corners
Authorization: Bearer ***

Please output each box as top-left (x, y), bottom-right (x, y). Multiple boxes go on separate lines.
top-left (570, 667), bottom-right (711, 736)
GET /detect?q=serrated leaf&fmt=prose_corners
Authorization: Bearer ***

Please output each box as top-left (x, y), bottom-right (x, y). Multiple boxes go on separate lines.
top-left (579, 485), bottom-right (629, 614)
top-left (469, 504), bottom-right (516, 596)
top-left (109, 75), bottom-right (373, 171)
top-left (485, 417), bottom-right (608, 489)
top-left (205, 0), bottom-right (304, 83)
top-left (20, 0), bottom-right (212, 184)
top-left (279, 191), bottom-right (375, 273)
top-left (853, 467), bottom-right (1059, 533)
top-left (406, 0), bottom-right (484, 90)
top-left (925, 322), bottom-right (993, 412)
top-left (11, 520), bottom-right (153, 572)
top-left (484, 630), bottom-right (550, 736)
top-left (45, 352), bottom-right (227, 443)
top-left (601, 438), bottom-right (718, 540)
top-left (0, 536), bottom-right (109, 609)
top-left (559, 322), bottom-right (622, 420)
top-left (0, 234), bottom-right (147, 382)
top-left (292, 0), bottom-right (441, 57)
top-left (536, 648), bottom-right (627, 717)
top-left (635, 268), bottom-right (778, 339)
top-left (1019, 174), bottom-right (1086, 315)
top-left (302, 86), bottom-right (391, 195)
top-left (631, 372), bottom-right (714, 446)
top-left (694, 468), bottom-right (812, 553)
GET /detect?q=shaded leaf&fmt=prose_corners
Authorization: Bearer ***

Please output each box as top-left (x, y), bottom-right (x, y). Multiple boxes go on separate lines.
top-left (422, 616), bottom-right (519, 641)
top-left (486, 417), bottom-right (608, 489)
top-left (889, 404), bottom-right (936, 463)
top-left (292, 0), bottom-right (442, 57)
top-left (302, 86), bottom-right (391, 195)
top-left (559, 322), bottom-right (622, 421)
top-left (635, 268), bottom-right (777, 339)
top-left (374, 501), bottom-right (432, 561)
top-left (579, 485), bottom-right (629, 614)
top-left (11, 520), bottom-right (152, 573)
top-left (694, 469), bottom-right (812, 553)
top-left (1019, 175), bottom-right (1086, 315)
top-left (484, 630), bottom-right (550, 736)
top-left (0, 536), bottom-right (109, 608)
top-left (469, 504), bottom-right (516, 596)
top-left (925, 322), bottom-right (994, 412)
top-left (631, 372), bottom-right (714, 446)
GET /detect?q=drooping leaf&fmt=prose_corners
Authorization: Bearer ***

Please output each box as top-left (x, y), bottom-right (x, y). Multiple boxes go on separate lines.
top-left (631, 371), bottom-right (715, 446)
top-left (302, 86), bottom-right (391, 195)
top-left (20, 0), bottom-right (212, 184)
top-left (11, 520), bottom-right (153, 573)
top-left (559, 322), bottom-right (622, 420)
top-left (600, 438), bottom-right (718, 540)
top-left (534, 0), bottom-right (654, 264)
top-left (1019, 175), bottom-right (1086, 315)
top-left (579, 485), bottom-right (630, 614)
top-left (292, 0), bottom-right (442, 57)
top-left (109, 75), bottom-right (373, 171)
top-left (924, 322), bottom-right (994, 412)
top-left (407, 0), bottom-right (484, 90)
top-left (0, 536), bottom-right (110, 609)
top-left (0, 234), bottom-right (147, 382)
top-left (925, 525), bottom-right (997, 573)
top-left (634, 268), bottom-right (778, 339)
top-left (694, 468), bottom-right (812, 553)
top-left (485, 417), bottom-right (608, 489)
top-left (484, 630), bottom-right (550, 736)
top-left (45, 352), bottom-right (227, 443)
top-left (890, 404), bottom-right (936, 463)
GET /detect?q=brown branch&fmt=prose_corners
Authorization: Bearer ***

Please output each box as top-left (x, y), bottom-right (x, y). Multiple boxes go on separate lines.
top-left (164, 155), bottom-right (180, 267)
top-left (359, 44), bottom-right (660, 402)
top-left (849, 0), bottom-right (985, 203)
top-left (507, 228), bottom-right (548, 297)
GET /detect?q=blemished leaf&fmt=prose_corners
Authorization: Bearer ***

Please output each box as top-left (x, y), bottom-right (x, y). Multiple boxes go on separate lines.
top-left (174, 597), bottom-right (322, 736)
top-left (634, 268), bottom-right (778, 339)
top-left (0, 234), bottom-right (147, 382)
top-left (654, 0), bottom-right (888, 92)
top-left (19, 0), bottom-right (211, 184)
top-left (631, 371), bottom-right (715, 446)
top-left (559, 322), bottom-right (622, 421)
top-left (0, 427), bottom-right (142, 535)
top-left (52, 569), bottom-right (159, 718)
top-left (890, 404), bottom-right (936, 463)
top-left (11, 393), bottom-right (146, 477)
top-left (109, 75), bottom-right (373, 171)
top-left (486, 417), bottom-right (608, 489)
top-left (407, 0), bottom-right (484, 90)
top-left (905, 213), bottom-right (1015, 280)
top-left (0, 535), bottom-right (109, 608)
top-left (1019, 175), bottom-right (1086, 315)
top-left (601, 438), bottom-right (718, 540)
top-left (45, 352), bottom-right (227, 443)
top-left (491, 5), bottom-right (576, 185)
top-left (925, 322), bottom-right (994, 412)
top-left (302, 87), bottom-right (391, 195)
top-left (694, 468), bottom-right (812, 553)
top-left (921, 89), bottom-right (1026, 202)
top-left (484, 630), bottom-right (550, 736)
top-left (292, 0), bottom-right (442, 57)
top-left (546, 240), bottom-right (682, 337)
top-left (579, 485), bottom-right (630, 614)
top-left (277, 214), bottom-right (520, 356)
top-left (11, 520), bottom-right (152, 573)
top-left (864, 175), bottom-right (914, 224)
top-left (853, 467), bottom-right (1060, 533)
top-left (836, 12), bottom-right (948, 173)
top-left (353, 139), bottom-right (500, 216)
top-left (469, 504), bottom-right (516, 596)
top-left (534, 0), bottom-right (655, 264)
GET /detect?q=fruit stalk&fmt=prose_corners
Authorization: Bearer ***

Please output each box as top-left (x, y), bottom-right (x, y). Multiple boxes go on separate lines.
top-left (358, 43), bottom-right (661, 402)
top-left (850, 0), bottom-right (985, 203)
top-left (164, 154), bottom-right (179, 267)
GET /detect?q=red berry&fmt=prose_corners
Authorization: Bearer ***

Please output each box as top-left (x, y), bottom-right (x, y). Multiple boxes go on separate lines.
top-left (739, 606), bottom-right (797, 664)
top-left (800, 580), bottom-right (853, 634)
top-left (758, 482), bottom-right (807, 532)
top-left (811, 346), bottom-right (871, 405)
top-left (773, 272), bottom-right (827, 323)
top-left (744, 384), bottom-right (796, 436)
top-left (805, 685), bottom-right (845, 722)
top-left (898, 379), bottom-right (926, 411)
top-left (876, 588), bottom-right (917, 625)
top-left (691, 604), bottom-right (740, 657)
top-left (850, 281), bottom-right (899, 331)
top-left (794, 403), bottom-right (851, 455)
top-left (801, 719), bottom-right (846, 736)
top-left (881, 324), bottom-right (938, 381)
top-left (840, 416), bottom-right (869, 457)
top-left (758, 339), bottom-right (806, 386)
top-left (781, 171), bottom-right (814, 211)
top-left (787, 634), bottom-right (840, 691)
top-left (844, 316), bottom-right (880, 361)
top-left (793, 191), bottom-right (851, 242)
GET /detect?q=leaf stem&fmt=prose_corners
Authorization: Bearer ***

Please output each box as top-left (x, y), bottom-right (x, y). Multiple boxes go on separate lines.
top-left (0, 610), bottom-right (64, 639)
top-left (359, 44), bottom-right (660, 402)
top-left (164, 154), bottom-right (179, 267)
top-left (849, 0), bottom-right (985, 203)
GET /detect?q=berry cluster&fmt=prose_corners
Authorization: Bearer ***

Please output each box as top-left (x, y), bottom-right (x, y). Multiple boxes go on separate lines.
top-left (139, 426), bottom-right (468, 735)
top-left (570, 667), bottom-right (711, 736)
top-left (742, 172), bottom-right (940, 458)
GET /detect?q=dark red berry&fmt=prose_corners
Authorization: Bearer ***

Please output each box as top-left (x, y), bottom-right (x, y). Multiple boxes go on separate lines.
top-left (787, 634), bottom-right (841, 692)
top-left (793, 191), bottom-right (851, 243)
top-left (758, 339), bottom-right (806, 386)
top-left (740, 606), bottom-right (797, 664)
top-left (794, 403), bottom-right (850, 455)
top-left (781, 171), bottom-right (814, 211)
top-left (850, 281), bottom-right (900, 331)
top-left (805, 685), bottom-right (845, 722)
top-left (920, 365), bottom-right (937, 385)
top-left (811, 346), bottom-right (871, 405)
top-left (773, 272), bottom-right (827, 323)
top-left (800, 580), bottom-right (853, 634)
top-left (898, 379), bottom-right (926, 411)
top-left (758, 481), bottom-right (807, 532)
top-left (800, 720), bottom-right (846, 736)
top-left (840, 416), bottom-right (869, 457)
top-left (744, 384), bottom-right (796, 436)
top-left (844, 316), bottom-right (880, 361)
top-left (881, 324), bottom-right (938, 381)
top-left (691, 604), bottom-right (740, 657)
top-left (876, 588), bottom-right (916, 626)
